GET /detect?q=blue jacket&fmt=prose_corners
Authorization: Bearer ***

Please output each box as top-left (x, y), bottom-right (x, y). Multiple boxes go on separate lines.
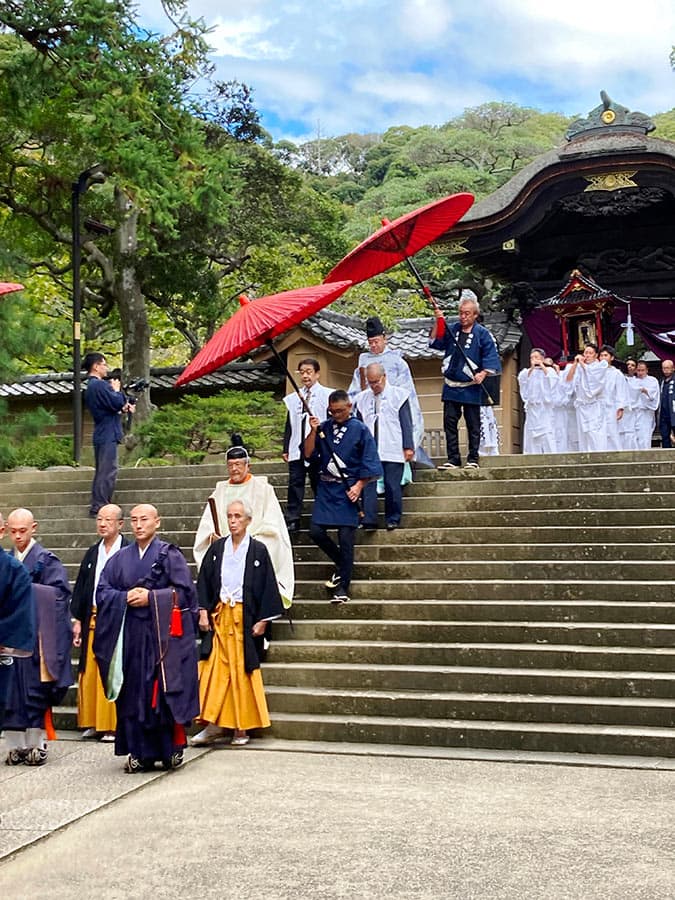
top-left (431, 322), bottom-right (501, 404)
top-left (85, 377), bottom-right (126, 444)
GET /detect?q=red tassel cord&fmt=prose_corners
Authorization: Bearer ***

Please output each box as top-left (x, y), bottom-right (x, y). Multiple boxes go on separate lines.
top-left (44, 707), bottom-right (57, 741)
top-left (169, 595), bottom-right (183, 637)
top-left (151, 677), bottom-right (159, 709)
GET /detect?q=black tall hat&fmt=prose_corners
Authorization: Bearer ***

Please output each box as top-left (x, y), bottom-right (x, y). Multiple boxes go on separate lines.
top-left (365, 316), bottom-right (385, 338)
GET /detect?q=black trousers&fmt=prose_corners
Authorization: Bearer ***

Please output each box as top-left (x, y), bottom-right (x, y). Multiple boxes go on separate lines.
top-left (90, 441), bottom-right (119, 514)
top-left (309, 522), bottom-right (356, 593)
top-left (286, 458), bottom-right (320, 524)
top-left (443, 400), bottom-right (481, 465)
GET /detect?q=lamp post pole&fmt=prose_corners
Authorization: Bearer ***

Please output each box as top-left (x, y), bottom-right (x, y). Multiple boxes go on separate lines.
top-left (71, 165), bottom-right (105, 464)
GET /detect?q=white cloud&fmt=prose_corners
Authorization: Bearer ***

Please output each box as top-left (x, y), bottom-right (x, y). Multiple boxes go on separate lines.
top-left (208, 15), bottom-right (291, 60)
top-left (134, 0), bottom-right (675, 138)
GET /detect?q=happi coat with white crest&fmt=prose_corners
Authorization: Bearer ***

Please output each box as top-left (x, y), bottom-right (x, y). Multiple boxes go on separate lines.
top-left (310, 416), bottom-right (382, 527)
top-left (94, 538), bottom-right (199, 761)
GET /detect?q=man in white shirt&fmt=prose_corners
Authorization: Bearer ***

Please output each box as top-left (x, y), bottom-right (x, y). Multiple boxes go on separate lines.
top-left (353, 363), bottom-right (414, 531)
top-left (282, 358), bottom-right (333, 533)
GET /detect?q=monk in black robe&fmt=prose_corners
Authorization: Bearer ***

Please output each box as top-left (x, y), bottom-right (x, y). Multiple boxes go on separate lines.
top-left (94, 504), bottom-right (199, 772)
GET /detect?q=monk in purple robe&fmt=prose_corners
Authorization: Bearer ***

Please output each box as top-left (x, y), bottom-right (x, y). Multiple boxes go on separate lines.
top-left (0, 511), bottom-right (35, 734)
top-left (3, 508), bottom-right (72, 767)
top-left (94, 504), bottom-right (199, 773)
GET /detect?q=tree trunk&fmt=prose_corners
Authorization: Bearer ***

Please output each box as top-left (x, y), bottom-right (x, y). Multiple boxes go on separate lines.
top-left (114, 186), bottom-right (152, 423)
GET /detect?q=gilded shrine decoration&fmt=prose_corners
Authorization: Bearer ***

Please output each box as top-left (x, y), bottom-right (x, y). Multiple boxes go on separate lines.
top-left (583, 171), bottom-right (638, 192)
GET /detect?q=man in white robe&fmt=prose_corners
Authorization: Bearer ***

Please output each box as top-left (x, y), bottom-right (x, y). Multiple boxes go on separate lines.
top-left (599, 345), bottom-right (629, 451)
top-left (620, 358), bottom-right (639, 451)
top-left (348, 316), bottom-right (427, 462)
top-left (518, 349), bottom-right (556, 454)
top-left (193, 444), bottom-right (294, 608)
top-left (634, 361), bottom-right (660, 449)
top-left (566, 344), bottom-right (608, 452)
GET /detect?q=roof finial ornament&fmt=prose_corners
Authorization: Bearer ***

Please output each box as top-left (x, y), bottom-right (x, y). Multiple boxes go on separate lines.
top-left (566, 91), bottom-right (655, 141)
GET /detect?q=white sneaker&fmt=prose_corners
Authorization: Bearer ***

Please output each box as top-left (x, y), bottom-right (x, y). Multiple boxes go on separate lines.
top-left (81, 727), bottom-right (98, 739)
top-left (190, 723), bottom-right (228, 746)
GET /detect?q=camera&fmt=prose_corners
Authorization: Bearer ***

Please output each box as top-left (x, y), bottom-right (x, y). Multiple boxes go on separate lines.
top-left (106, 368), bottom-right (149, 397)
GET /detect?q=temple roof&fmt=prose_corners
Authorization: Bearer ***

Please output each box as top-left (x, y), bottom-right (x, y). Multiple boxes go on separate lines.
top-left (0, 362), bottom-right (283, 399)
top-left (433, 94), bottom-right (675, 299)
top-left (539, 269), bottom-right (626, 307)
top-left (298, 307), bottom-right (521, 357)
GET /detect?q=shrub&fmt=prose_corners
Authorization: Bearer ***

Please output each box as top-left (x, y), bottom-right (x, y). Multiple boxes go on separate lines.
top-left (15, 434), bottom-right (74, 469)
top-left (134, 391), bottom-right (286, 463)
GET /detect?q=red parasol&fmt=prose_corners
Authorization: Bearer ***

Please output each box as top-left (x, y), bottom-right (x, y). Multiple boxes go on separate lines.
top-left (323, 192), bottom-right (474, 288)
top-left (0, 282), bottom-right (24, 295)
top-left (324, 191), bottom-right (495, 405)
top-left (175, 281), bottom-right (353, 387)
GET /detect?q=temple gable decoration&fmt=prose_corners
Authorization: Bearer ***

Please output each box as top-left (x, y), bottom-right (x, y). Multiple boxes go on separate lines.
top-left (566, 91), bottom-right (655, 142)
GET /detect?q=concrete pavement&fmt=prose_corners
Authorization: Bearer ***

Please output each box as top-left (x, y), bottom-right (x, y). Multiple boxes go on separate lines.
top-left (1, 736), bottom-right (674, 899)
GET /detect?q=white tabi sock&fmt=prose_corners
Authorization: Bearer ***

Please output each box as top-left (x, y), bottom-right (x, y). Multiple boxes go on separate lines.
top-left (26, 727), bottom-right (46, 750)
top-left (5, 730), bottom-right (27, 751)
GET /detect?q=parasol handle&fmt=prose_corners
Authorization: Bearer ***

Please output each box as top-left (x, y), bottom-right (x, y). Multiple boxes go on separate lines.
top-left (379, 220), bottom-right (494, 407)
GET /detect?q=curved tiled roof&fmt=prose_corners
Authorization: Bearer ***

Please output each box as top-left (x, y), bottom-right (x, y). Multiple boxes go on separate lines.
top-left (302, 308), bottom-right (520, 357)
top-left (0, 362), bottom-right (283, 399)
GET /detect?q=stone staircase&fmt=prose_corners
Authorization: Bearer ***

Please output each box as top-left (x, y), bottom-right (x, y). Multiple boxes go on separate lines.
top-left (1, 450), bottom-right (674, 759)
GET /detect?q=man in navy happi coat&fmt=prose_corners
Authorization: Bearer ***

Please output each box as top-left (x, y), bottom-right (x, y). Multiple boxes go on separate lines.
top-left (430, 293), bottom-right (501, 470)
top-left (3, 508), bottom-right (72, 766)
top-left (305, 389), bottom-right (382, 604)
top-left (94, 504), bottom-right (199, 773)
top-left (0, 512), bottom-right (35, 732)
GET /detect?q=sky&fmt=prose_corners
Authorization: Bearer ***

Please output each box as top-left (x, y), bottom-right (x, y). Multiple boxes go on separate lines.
top-left (136, 0), bottom-right (675, 142)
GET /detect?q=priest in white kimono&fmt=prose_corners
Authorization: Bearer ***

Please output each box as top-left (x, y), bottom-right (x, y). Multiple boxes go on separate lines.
top-left (193, 440), bottom-right (294, 609)
top-left (634, 361), bottom-right (660, 449)
top-left (565, 344), bottom-right (609, 452)
top-left (348, 316), bottom-right (427, 465)
top-left (599, 345), bottom-right (629, 451)
top-left (517, 349), bottom-right (557, 454)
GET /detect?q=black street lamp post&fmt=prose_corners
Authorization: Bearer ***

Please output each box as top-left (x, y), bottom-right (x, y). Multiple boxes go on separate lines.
top-left (71, 164), bottom-right (106, 463)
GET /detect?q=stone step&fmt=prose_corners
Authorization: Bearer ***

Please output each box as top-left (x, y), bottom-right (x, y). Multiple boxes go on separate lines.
top-left (267, 711), bottom-right (675, 756)
top-left (390, 475), bottom-right (675, 497)
top-left (266, 640), bottom-right (675, 672)
top-left (287, 599), bottom-right (675, 624)
top-left (292, 579), bottom-right (675, 603)
top-left (262, 661), bottom-right (675, 699)
top-left (273, 618), bottom-right (675, 647)
top-left (264, 685), bottom-right (675, 727)
top-left (290, 543), bottom-right (675, 563)
top-left (295, 560), bottom-right (675, 583)
top-left (6, 474), bottom-right (675, 508)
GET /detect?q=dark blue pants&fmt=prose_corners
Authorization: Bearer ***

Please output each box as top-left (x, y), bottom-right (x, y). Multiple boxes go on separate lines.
top-left (286, 458), bottom-right (320, 525)
top-left (363, 461), bottom-right (404, 526)
top-left (90, 441), bottom-right (119, 514)
top-left (443, 400), bottom-right (481, 465)
top-left (309, 522), bottom-right (356, 593)
top-left (659, 414), bottom-right (673, 448)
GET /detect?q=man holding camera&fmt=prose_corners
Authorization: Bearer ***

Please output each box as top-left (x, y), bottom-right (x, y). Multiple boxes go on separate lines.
top-left (83, 352), bottom-right (135, 517)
